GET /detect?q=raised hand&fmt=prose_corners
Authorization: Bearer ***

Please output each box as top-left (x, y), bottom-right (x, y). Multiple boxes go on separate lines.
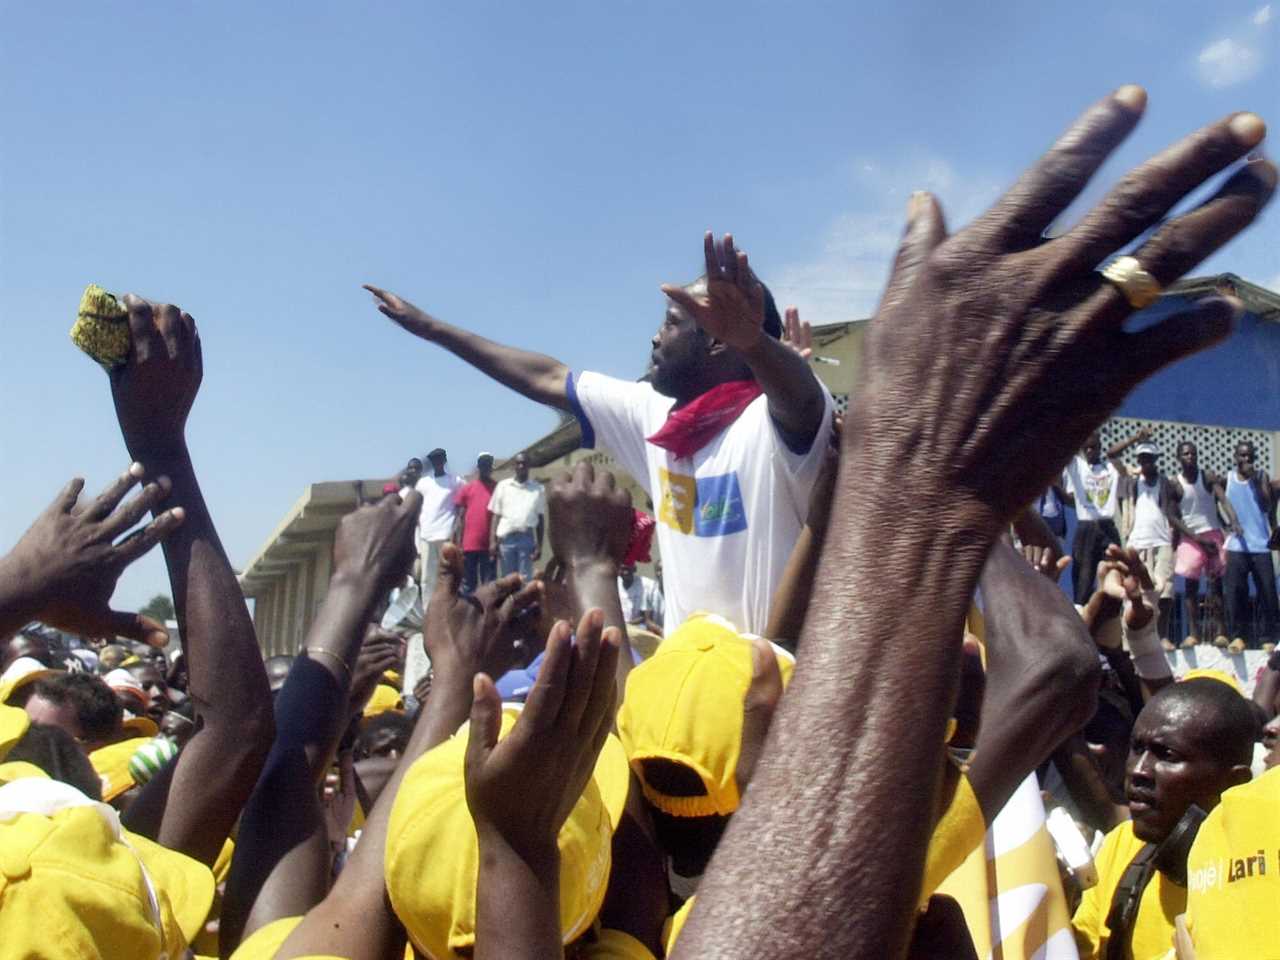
top-left (661, 232), bottom-right (767, 352)
top-left (464, 608), bottom-right (621, 862)
top-left (1096, 544), bottom-right (1157, 630)
top-left (547, 462), bottom-right (633, 571)
top-left (363, 285), bottom-right (435, 339)
top-left (332, 491), bottom-right (423, 601)
top-left (782, 306), bottom-right (813, 361)
top-left (0, 463), bottom-right (184, 644)
top-left (855, 89), bottom-right (1273, 527)
top-left (424, 543), bottom-right (543, 682)
top-left (348, 625), bottom-right (406, 714)
top-left (110, 296), bottom-right (203, 460)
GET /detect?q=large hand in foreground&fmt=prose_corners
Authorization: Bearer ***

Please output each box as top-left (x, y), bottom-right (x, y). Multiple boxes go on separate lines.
top-left (424, 543), bottom-right (543, 681)
top-left (856, 89), bottom-right (1273, 526)
top-left (110, 296), bottom-right (203, 460)
top-left (465, 608), bottom-right (620, 862)
top-left (547, 462), bottom-right (632, 571)
top-left (661, 232), bottom-right (767, 352)
top-left (2, 464), bottom-right (184, 643)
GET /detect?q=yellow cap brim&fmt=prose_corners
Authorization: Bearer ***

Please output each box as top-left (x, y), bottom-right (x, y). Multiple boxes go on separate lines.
top-left (123, 828), bottom-right (216, 947)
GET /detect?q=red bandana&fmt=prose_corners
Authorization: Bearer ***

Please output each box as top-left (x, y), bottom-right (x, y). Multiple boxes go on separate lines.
top-left (646, 380), bottom-right (763, 460)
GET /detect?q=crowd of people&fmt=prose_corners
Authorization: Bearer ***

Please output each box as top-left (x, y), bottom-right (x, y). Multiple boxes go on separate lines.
top-left (0, 88), bottom-right (1277, 960)
top-left (1051, 431), bottom-right (1278, 651)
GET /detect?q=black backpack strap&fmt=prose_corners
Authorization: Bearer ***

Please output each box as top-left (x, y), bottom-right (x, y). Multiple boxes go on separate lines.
top-left (1104, 843), bottom-right (1160, 960)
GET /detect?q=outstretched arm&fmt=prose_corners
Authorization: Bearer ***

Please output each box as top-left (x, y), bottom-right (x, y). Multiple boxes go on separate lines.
top-left (364, 285), bottom-right (570, 411)
top-left (111, 296), bottom-right (274, 868)
top-left (662, 240), bottom-right (826, 450)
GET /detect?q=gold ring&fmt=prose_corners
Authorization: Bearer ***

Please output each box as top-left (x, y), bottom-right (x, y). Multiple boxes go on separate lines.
top-left (1100, 255), bottom-right (1162, 309)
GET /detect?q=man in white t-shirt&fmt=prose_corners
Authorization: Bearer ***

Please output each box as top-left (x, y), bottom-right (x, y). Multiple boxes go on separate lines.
top-left (366, 233), bottom-right (831, 634)
top-left (413, 447), bottom-right (461, 597)
top-left (1120, 441), bottom-right (1182, 644)
top-left (487, 453), bottom-right (546, 579)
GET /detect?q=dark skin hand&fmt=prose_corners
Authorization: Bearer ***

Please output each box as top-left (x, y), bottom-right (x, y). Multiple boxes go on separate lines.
top-left (672, 90), bottom-right (1273, 960)
top-left (221, 494), bottom-right (420, 953)
top-left (0, 464), bottom-right (183, 645)
top-left (109, 295), bottom-right (276, 868)
top-left (662, 233), bottom-right (826, 447)
top-left (546, 461), bottom-right (634, 692)
top-left (467, 608), bottom-right (621, 960)
top-left (276, 544), bottom-right (545, 960)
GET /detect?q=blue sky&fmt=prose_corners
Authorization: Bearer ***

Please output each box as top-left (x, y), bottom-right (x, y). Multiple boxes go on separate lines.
top-left (2, 0), bottom-right (1277, 614)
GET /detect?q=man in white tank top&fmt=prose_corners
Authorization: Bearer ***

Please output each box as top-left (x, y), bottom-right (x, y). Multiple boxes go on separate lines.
top-left (1172, 441), bottom-right (1240, 647)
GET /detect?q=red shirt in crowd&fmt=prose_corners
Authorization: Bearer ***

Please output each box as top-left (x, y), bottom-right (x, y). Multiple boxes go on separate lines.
top-left (454, 479), bottom-right (495, 552)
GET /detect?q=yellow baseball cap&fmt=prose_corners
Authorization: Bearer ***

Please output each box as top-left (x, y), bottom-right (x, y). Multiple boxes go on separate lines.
top-left (91, 736), bottom-right (154, 802)
top-left (385, 704), bottom-right (628, 959)
top-left (1182, 765), bottom-right (1279, 958)
top-left (362, 683), bottom-right (404, 718)
top-left (616, 614), bottom-right (794, 818)
top-left (1181, 667), bottom-right (1244, 694)
top-left (0, 775), bottom-right (214, 959)
top-left (0, 657), bottom-right (59, 705)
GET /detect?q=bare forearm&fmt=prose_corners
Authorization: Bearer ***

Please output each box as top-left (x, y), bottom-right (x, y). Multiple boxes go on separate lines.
top-left (740, 334), bottom-right (826, 447)
top-left (144, 447), bottom-right (272, 862)
top-left (568, 561), bottom-right (631, 693)
top-left (407, 313), bottom-right (569, 411)
top-left (1254, 668), bottom-right (1279, 718)
top-left (673, 483), bottom-right (994, 959)
top-left (474, 835), bottom-right (561, 960)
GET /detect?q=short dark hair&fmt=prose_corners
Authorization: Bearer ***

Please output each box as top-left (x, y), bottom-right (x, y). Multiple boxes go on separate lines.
top-left (1237, 439), bottom-right (1256, 456)
top-left (356, 712), bottom-right (413, 759)
top-left (31, 673), bottom-right (121, 741)
top-left (1151, 679), bottom-right (1259, 767)
top-left (7, 724), bottom-right (103, 800)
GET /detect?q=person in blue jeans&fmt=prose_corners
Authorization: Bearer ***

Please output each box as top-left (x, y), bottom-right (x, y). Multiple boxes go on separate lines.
top-left (1223, 440), bottom-right (1280, 650)
top-left (487, 453), bottom-right (546, 579)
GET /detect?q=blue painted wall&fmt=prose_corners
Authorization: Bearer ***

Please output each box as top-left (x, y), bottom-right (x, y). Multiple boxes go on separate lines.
top-left (1119, 298), bottom-right (1280, 430)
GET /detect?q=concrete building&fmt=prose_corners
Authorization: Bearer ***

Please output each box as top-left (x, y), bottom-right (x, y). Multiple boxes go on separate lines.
top-left (240, 274), bottom-right (1280, 654)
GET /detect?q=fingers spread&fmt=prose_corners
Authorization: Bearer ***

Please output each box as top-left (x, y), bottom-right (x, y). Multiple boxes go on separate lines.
top-left (1059, 114), bottom-right (1268, 274)
top-left (99, 477), bottom-right (172, 539)
top-left (970, 86), bottom-right (1146, 250)
top-left (84, 463), bottom-right (145, 521)
top-left (54, 476), bottom-right (86, 514)
top-left (885, 192), bottom-right (948, 296)
top-left (112, 506), bottom-right (185, 565)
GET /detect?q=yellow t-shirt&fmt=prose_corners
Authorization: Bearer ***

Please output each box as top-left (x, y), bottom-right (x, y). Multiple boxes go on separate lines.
top-left (1183, 767), bottom-right (1279, 959)
top-left (1072, 820), bottom-right (1185, 960)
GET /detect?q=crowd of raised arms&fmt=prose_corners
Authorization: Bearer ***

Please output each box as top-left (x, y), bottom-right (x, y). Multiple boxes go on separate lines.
top-left (2, 89), bottom-right (1278, 960)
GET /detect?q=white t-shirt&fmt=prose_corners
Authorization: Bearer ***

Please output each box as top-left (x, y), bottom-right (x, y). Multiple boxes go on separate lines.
top-left (1127, 477), bottom-right (1172, 549)
top-left (414, 472), bottom-right (461, 541)
top-left (489, 478), bottom-right (546, 539)
top-left (1063, 456), bottom-right (1120, 522)
top-left (569, 370), bottom-right (834, 635)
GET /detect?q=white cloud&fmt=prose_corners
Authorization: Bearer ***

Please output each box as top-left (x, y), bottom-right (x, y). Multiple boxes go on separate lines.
top-left (1195, 7), bottom-right (1271, 88)
top-left (1198, 38), bottom-right (1263, 87)
top-left (770, 157), bottom-right (1000, 325)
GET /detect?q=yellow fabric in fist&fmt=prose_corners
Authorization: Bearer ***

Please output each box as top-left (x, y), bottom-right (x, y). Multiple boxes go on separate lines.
top-left (71, 284), bottom-right (130, 368)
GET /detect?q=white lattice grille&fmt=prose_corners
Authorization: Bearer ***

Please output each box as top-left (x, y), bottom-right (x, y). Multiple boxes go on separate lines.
top-left (1098, 417), bottom-right (1274, 475)
top-left (833, 393), bottom-right (849, 416)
